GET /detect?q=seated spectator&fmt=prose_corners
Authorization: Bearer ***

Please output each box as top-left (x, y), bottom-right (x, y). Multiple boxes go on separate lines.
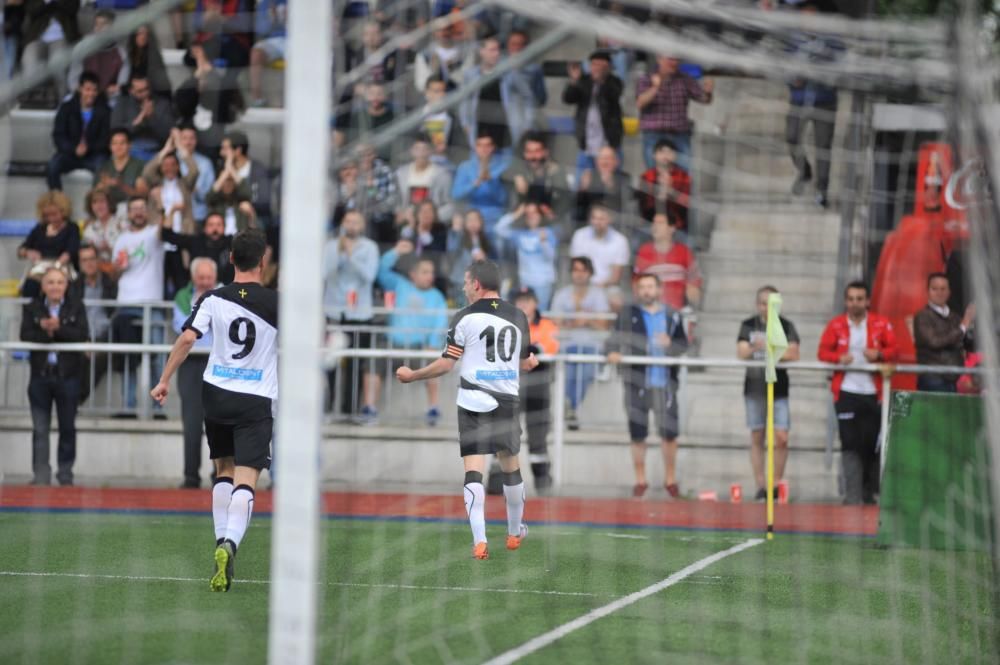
top-left (337, 82), bottom-right (396, 162)
top-left (913, 273), bottom-right (975, 393)
top-left (111, 75), bottom-right (175, 160)
top-left (570, 202), bottom-right (630, 304)
top-left (19, 0), bottom-right (79, 107)
top-left (452, 134), bottom-right (510, 243)
top-left (21, 266), bottom-right (88, 486)
top-left (459, 35), bottom-right (538, 150)
top-left (562, 50), bottom-right (623, 183)
top-left (47, 71), bottom-right (110, 191)
top-left (67, 10), bottom-right (129, 105)
top-left (126, 25), bottom-right (172, 100)
top-left (207, 171), bottom-right (256, 235)
top-left (506, 29), bottom-right (547, 110)
top-left (634, 214), bottom-right (702, 311)
top-left (414, 24), bottom-right (474, 93)
top-left (377, 239), bottom-right (449, 426)
top-left (395, 135), bottom-right (454, 226)
top-left (575, 146), bottom-right (633, 227)
top-left (447, 208), bottom-right (493, 302)
top-left (549, 256), bottom-right (612, 429)
top-left (333, 146), bottom-right (398, 245)
top-left (509, 131), bottom-right (572, 230)
top-left (72, 243), bottom-right (116, 401)
top-left (160, 211), bottom-right (236, 284)
top-left (248, 0), bottom-right (287, 107)
top-left (420, 76), bottom-right (464, 170)
top-left (82, 188), bottom-right (127, 269)
top-left (97, 128), bottom-right (148, 209)
top-left (344, 20), bottom-right (400, 86)
top-left (636, 55), bottom-right (713, 171)
top-left (188, 0), bottom-right (253, 70)
top-left (495, 201), bottom-right (558, 308)
top-left (322, 211), bottom-right (380, 418)
top-left (637, 138), bottom-right (690, 230)
top-left (399, 200), bottom-right (449, 287)
top-left (220, 131), bottom-right (274, 228)
top-left (18, 191), bottom-right (81, 297)
top-left (175, 124), bottom-right (216, 222)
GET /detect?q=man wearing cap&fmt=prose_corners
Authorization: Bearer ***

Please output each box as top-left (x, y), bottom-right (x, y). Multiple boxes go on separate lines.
top-left (562, 50), bottom-right (624, 186)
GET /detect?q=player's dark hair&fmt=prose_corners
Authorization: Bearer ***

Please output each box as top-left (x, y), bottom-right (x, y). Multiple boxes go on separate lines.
top-left (467, 259), bottom-right (501, 292)
top-left (231, 229), bottom-right (267, 271)
top-left (225, 130), bottom-right (250, 155)
top-left (844, 280), bottom-right (869, 298)
top-left (927, 272), bottom-right (949, 289)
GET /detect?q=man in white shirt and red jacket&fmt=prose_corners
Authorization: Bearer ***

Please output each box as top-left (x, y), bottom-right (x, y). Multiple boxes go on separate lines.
top-left (818, 281), bottom-right (899, 505)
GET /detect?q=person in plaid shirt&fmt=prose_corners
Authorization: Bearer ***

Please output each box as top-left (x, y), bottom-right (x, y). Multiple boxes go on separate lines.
top-left (636, 55), bottom-right (713, 171)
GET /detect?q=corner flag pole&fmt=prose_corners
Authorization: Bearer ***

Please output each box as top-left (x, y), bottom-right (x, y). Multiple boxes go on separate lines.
top-left (764, 293), bottom-right (788, 541)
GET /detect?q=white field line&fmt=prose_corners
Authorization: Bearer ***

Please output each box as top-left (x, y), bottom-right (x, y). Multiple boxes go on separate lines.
top-left (481, 538), bottom-right (765, 665)
top-left (0, 571), bottom-right (601, 598)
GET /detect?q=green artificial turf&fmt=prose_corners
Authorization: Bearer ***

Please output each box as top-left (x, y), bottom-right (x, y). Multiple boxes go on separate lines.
top-left (0, 512), bottom-right (996, 665)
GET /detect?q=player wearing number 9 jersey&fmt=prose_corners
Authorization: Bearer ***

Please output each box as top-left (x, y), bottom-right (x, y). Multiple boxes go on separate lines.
top-left (396, 260), bottom-right (539, 560)
top-left (151, 229), bottom-right (276, 592)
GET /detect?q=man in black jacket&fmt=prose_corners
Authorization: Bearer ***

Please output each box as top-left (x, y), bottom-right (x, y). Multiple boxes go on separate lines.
top-left (606, 273), bottom-right (688, 498)
top-left (20, 266), bottom-right (89, 486)
top-left (160, 211), bottom-right (235, 284)
top-left (561, 50), bottom-right (624, 184)
top-left (46, 71), bottom-right (110, 190)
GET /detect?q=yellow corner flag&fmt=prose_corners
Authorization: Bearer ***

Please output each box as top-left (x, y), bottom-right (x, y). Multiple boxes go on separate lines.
top-left (764, 293), bottom-right (787, 541)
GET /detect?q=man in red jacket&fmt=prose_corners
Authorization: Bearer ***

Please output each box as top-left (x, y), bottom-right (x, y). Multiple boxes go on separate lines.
top-left (818, 281), bottom-right (898, 505)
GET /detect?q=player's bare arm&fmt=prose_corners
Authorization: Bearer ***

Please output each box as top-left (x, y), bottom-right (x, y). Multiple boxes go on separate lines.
top-left (150, 329), bottom-right (198, 404)
top-left (396, 357), bottom-right (457, 383)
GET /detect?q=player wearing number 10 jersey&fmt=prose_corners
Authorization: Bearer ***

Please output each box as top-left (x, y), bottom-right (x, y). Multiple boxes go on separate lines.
top-left (152, 229), bottom-right (277, 592)
top-left (396, 260), bottom-right (539, 560)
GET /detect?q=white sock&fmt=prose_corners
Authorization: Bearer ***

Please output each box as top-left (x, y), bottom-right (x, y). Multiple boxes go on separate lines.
top-left (463, 482), bottom-right (487, 545)
top-left (212, 478), bottom-right (234, 544)
top-left (223, 485), bottom-right (255, 550)
top-left (503, 482), bottom-right (525, 536)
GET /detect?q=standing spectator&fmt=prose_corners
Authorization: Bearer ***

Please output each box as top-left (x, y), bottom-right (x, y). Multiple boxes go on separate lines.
top-left (67, 10), bottom-right (129, 104)
top-left (176, 123), bottom-right (216, 222)
top-left (96, 128), bottom-right (148, 209)
top-left (607, 273), bottom-right (689, 497)
top-left (562, 50), bottom-right (623, 182)
top-left (248, 0), bottom-right (287, 107)
top-left (637, 138), bottom-right (691, 229)
top-left (515, 286), bottom-right (558, 491)
top-left (575, 145), bottom-right (633, 227)
top-left (414, 24), bottom-right (474, 93)
top-left (352, 144), bottom-right (399, 245)
top-left (160, 211), bottom-right (235, 284)
top-left (395, 135), bottom-right (454, 225)
top-left (206, 171), bottom-right (256, 235)
top-left (322, 211), bottom-right (380, 419)
top-left (495, 201), bottom-right (558, 308)
top-left (634, 214), bottom-right (702, 311)
top-left (174, 257), bottom-right (219, 488)
top-left (451, 134), bottom-right (510, 243)
top-left (737, 286), bottom-right (801, 500)
top-left (549, 256), bottom-right (611, 430)
top-left (419, 76), bottom-right (464, 169)
top-left (399, 200), bottom-right (449, 289)
top-left (126, 25), bottom-right (172, 100)
top-left (509, 131), bottom-right (572, 229)
top-left (220, 130), bottom-right (273, 228)
top-left (21, 266), bottom-right (88, 485)
top-left (82, 188), bottom-right (127, 268)
top-left (459, 35), bottom-right (538, 150)
top-left (635, 55), bottom-right (713, 171)
top-left (377, 240), bottom-right (449, 425)
top-left (18, 191), bottom-right (81, 298)
top-left (111, 75), bottom-right (175, 161)
top-left (570, 202), bottom-right (630, 304)
top-left (71, 244), bottom-right (116, 402)
top-left (818, 281), bottom-right (899, 505)
top-left (506, 29), bottom-right (547, 111)
top-left (913, 273), bottom-right (975, 393)
top-left (19, 0), bottom-right (79, 107)
top-left (47, 71), bottom-right (110, 191)
top-left (786, 1), bottom-right (843, 208)
top-left (446, 209), bottom-right (493, 302)
top-left (110, 196), bottom-right (167, 414)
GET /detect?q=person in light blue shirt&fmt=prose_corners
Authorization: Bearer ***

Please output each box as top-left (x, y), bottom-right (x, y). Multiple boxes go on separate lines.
top-left (495, 201), bottom-right (557, 308)
top-left (451, 134), bottom-right (510, 244)
top-left (378, 239), bottom-right (449, 425)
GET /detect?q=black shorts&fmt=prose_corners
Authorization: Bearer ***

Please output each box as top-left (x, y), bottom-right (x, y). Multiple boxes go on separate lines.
top-left (625, 385), bottom-right (679, 442)
top-left (203, 382), bottom-right (274, 470)
top-left (457, 402), bottom-right (521, 457)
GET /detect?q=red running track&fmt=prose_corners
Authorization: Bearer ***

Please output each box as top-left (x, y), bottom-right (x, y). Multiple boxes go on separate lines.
top-left (0, 487), bottom-right (879, 537)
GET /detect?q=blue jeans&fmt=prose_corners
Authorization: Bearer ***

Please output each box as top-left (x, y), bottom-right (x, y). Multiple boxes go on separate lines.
top-left (642, 130), bottom-right (691, 171)
top-left (47, 152), bottom-right (105, 191)
top-left (565, 344), bottom-right (600, 411)
top-left (116, 307), bottom-right (166, 410)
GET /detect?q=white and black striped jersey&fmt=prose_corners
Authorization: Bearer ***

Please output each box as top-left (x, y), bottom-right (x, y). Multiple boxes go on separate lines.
top-left (183, 282), bottom-right (278, 402)
top-left (443, 297), bottom-right (531, 413)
